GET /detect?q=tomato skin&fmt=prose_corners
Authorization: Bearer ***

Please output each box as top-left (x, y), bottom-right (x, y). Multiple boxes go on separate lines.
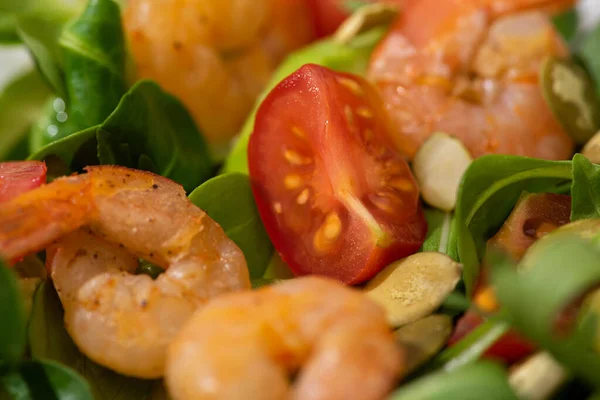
top-left (306, 0), bottom-right (405, 37)
top-left (449, 311), bottom-right (536, 364)
top-left (249, 64), bottom-right (427, 284)
top-left (0, 161), bottom-right (47, 264)
top-left (0, 161), bottom-right (47, 203)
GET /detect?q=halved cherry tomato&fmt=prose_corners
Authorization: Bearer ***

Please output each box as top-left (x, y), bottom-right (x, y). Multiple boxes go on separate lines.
top-left (0, 161), bottom-right (47, 265)
top-left (249, 64), bottom-right (427, 284)
top-left (449, 311), bottom-right (536, 364)
top-left (450, 192), bottom-right (571, 363)
top-left (485, 192), bottom-right (571, 262)
top-left (306, 0), bottom-right (405, 37)
top-left (0, 161), bottom-right (47, 203)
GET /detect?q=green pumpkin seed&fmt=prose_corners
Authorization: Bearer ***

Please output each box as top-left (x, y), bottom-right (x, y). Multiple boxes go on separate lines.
top-left (541, 56), bottom-right (600, 145)
top-left (394, 314), bottom-right (453, 374)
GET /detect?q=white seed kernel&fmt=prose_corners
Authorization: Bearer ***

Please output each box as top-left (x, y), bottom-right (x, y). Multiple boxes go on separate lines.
top-left (412, 132), bottom-right (473, 212)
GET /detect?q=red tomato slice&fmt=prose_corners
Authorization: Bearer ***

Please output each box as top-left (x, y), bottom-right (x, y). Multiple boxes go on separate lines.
top-left (485, 192), bottom-right (571, 263)
top-left (306, 0), bottom-right (405, 37)
top-left (449, 311), bottom-right (536, 364)
top-left (450, 192), bottom-right (571, 364)
top-left (0, 161), bottom-right (47, 203)
top-left (249, 64), bottom-right (427, 284)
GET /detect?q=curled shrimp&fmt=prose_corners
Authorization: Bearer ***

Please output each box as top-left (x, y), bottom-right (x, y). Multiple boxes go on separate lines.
top-left (0, 166), bottom-right (250, 378)
top-left (166, 276), bottom-right (402, 400)
top-left (123, 0), bottom-right (315, 153)
top-left (368, 0), bottom-right (575, 160)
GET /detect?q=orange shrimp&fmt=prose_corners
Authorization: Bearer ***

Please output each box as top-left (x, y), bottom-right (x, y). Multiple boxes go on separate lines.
top-left (368, 0), bottom-right (576, 160)
top-left (123, 0), bottom-right (315, 156)
top-left (0, 166), bottom-right (250, 378)
top-left (166, 276), bottom-right (402, 400)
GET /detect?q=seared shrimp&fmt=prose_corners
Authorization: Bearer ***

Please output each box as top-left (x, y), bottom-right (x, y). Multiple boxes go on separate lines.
top-left (123, 0), bottom-right (315, 154)
top-left (368, 0), bottom-right (575, 160)
top-left (0, 166), bottom-right (250, 378)
top-left (166, 276), bottom-right (402, 400)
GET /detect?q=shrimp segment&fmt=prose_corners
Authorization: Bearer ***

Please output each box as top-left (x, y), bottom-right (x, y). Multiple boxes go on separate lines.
top-left (166, 277), bottom-right (402, 400)
top-left (368, 0), bottom-right (575, 160)
top-left (84, 166), bottom-right (249, 295)
top-left (0, 166), bottom-right (251, 378)
top-left (123, 0), bottom-right (315, 152)
top-left (0, 175), bottom-right (93, 261)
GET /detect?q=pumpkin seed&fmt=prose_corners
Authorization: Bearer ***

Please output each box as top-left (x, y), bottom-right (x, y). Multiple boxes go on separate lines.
top-left (541, 56), bottom-right (600, 145)
top-left (412, 132), bottom-right (473, 212)
top-left (394, 314), bottom-right (453, 374)
top-left (365, 252), bottom-right (462, 327)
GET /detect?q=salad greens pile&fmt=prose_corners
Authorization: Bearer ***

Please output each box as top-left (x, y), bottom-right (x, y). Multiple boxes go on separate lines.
top-left (1, 0), bottom-right (600, 399)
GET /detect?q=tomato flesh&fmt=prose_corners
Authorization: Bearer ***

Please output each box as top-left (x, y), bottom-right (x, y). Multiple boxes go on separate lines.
top-left (249, 64), bottom-right (426, 284)
top-left (485, 192), bottom-right (571, 262)
top-left (450, 192), bottom-right (571, 363)
top-left (306, 0), bottom-right (405, 37)
top-left (449, 311), bottom-right (536, 364)
top-left (0, 161), bottom-right (47, 203)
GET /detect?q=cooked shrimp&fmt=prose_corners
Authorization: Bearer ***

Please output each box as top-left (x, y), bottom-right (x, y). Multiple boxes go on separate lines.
top-left (0, 173), bottom-right (93, 261)
top-left (166, 276), bottom-right (402, 400)
top-left (123, 0), bottom-right (315, 154)
top-left (0, 166), bottom-right (250, 378)
top-left (368, 0), bottom-right (576, 160)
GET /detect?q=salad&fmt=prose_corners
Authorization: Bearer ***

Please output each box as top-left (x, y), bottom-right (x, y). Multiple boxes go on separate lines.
top-left (1, 0), bottom-right (600, 399)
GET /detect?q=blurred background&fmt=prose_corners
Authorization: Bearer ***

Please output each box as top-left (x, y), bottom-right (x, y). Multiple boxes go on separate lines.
top-left (1, 0), bottom-right (599, 89)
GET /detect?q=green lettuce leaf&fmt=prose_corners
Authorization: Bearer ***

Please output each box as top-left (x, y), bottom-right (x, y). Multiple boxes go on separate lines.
top-left (390, 361), bottom-right (518, 400)
top-left (453, 155), bottom-right (572, 295)
top-left (188, 173), bottom-right (273, 278)
top-left (491, 235), bottom-right (600, 387)
top-left (98, 80), bottom-right (213, 192)
top-left (570, 154), bottom-right (600, 221)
